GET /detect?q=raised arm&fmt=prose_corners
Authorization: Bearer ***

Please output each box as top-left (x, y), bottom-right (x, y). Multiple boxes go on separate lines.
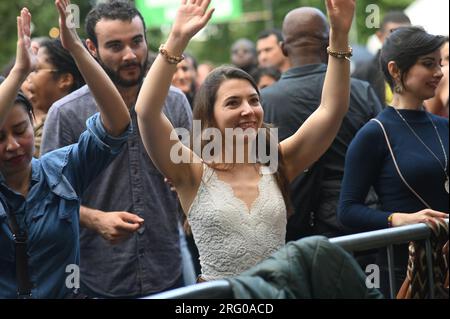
top-left (280, 0), bottom-right (355, 182)
top-left (0, 8), bottom-right (35, 125)
top-left (135, 1), bottom-right (214, 191)
top-left (55, 0), bottom-right (130, 136)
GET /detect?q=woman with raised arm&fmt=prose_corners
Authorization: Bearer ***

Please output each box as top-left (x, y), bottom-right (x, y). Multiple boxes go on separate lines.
top-left (0, 0), bottom-right (131, 298)
top-left (136, 0), bottom-right (355, 282)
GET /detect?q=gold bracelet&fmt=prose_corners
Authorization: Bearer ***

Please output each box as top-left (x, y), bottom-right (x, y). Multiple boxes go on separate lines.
top-left (387, 213), bottom-right (394, 228)
top-left (159, 44), bottom-right (185, 65)
top-left (327, 46), bottom-right (353, 62)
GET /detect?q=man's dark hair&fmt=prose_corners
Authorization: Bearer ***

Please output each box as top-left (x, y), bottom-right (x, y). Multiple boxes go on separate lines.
top-left (85, 0), bottom-right (147, 47)
top-left (40, 39), bottom-right (85, 92)
top-left (380, 11), bottom-right (411, 32)
top-left (258, 29), bottom-right (283, 42)
top-left (380, 26), bottom-right (446, 89)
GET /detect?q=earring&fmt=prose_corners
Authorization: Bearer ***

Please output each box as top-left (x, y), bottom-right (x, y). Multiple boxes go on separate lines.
top-left (394, 83), bottom-right (403, 94)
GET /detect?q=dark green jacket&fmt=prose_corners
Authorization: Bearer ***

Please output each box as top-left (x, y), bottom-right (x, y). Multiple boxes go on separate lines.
top-left (226, 236), bottom-right (384, 299)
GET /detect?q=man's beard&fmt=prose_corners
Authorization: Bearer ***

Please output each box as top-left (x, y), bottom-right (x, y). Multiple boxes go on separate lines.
top-left (97, 54), bottom-right (148, 88)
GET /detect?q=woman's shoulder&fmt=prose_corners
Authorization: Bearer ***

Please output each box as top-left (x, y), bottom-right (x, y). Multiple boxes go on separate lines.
top-left (355, 107), bottom-right (401, 138)
top-left (37, 147), bottom-right (77, 198)
top-left (345, 117), bottom-right (389, 159)
top-left (39, 145), bottom-right (72, 170)
top-left (353, 117), bottom-right (385, 141)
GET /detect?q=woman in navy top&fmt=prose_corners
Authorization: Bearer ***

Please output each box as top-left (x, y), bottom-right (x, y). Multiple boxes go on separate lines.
top-left (0, 2), bottom-right (131, 298)
top-left (339, 26), bottom-right (448, 231)
top-left (338, 27), bottom-right (448, 293)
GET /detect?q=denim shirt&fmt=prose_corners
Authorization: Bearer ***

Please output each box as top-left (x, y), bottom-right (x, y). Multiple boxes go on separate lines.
top-left (0, 113), bottom-right (130, 298)
top-left (41, 85), bottom-right (192, 297)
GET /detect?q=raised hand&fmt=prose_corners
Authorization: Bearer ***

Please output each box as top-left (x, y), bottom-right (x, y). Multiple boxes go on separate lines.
top-left (325, 0), bottom-right (356, 36)
top-left (55, 0), bottom-right (82, 52)
top-left (14, 8), bottom-right (36, 75)
top-left (170, 0), bottom-right (215, 41)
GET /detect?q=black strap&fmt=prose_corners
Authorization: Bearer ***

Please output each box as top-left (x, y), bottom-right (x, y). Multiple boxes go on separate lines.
top-left (5, 208), bottom-right (33, 298)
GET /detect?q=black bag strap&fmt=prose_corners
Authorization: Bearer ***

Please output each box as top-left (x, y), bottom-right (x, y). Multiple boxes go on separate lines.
top-left (2, 197), bottom-right (33, 298)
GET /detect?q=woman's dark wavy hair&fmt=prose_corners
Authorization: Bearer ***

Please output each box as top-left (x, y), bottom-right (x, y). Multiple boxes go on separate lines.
top-left (380, 26), bottom-right (446, 89)
top-left (40, 39), bottom-right (85, 92)
top-left (0, 76), bottom-right (34, 121)
top-left (192, 66), bottom-right (291, 214)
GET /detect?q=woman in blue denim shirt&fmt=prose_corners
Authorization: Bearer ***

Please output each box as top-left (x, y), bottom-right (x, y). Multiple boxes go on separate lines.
top-left (0, 2), bottom-right (131, 298)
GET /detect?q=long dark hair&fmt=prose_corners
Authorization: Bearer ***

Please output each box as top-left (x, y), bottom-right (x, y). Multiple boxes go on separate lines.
top-left (380, 26), bottom-right (446, 89)
top-left (192, 66), bottom-right (291, 213)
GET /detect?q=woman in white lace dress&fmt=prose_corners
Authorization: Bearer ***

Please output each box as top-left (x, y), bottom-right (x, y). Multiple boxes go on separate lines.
top-left (136, 0), bottom-right (355, 281)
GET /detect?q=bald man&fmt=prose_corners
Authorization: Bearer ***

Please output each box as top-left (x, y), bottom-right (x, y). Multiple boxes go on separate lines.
top-left (261, 7), bottom-right (383, 240)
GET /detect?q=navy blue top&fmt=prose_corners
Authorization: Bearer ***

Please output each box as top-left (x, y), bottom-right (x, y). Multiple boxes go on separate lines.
top-left (338, 107), bottom-right (449, 232)
top-left (0, 114), bottom-right (130, 298)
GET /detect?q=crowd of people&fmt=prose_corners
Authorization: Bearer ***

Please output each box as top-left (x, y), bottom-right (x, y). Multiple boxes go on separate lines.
top-left (0, 0), bottom-right (448, 299)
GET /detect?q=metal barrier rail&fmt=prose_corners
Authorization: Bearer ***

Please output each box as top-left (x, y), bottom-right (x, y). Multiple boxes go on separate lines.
top-left (147, 220), bottom-right (448, 299)
top-left (146, 280), bottom-right (233, 299)
top-left (330, 220), bottom-right (448, 298)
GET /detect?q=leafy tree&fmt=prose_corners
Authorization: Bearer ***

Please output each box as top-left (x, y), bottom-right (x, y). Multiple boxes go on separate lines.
top-left (150, 0), bottom-right (415, 65)
top-left (0, 0), bottom-right (91, 73)
top-left (1, 0), bottom-right (414, 72)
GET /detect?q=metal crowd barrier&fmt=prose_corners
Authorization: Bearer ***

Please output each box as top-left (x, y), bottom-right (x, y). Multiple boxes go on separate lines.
top-left (330, 220), bottom-right (448, 298)
top-left (145, 280), bottom-right (233, 299)
top-left (146, 220), bottom-right (448, 299)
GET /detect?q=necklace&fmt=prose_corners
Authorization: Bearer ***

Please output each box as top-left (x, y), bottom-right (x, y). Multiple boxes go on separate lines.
top-left (394, 108), bottom-right (449, 194)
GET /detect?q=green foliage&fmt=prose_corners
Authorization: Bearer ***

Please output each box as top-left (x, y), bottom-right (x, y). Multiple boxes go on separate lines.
top-left (0, 0), bottom-right (91, 73)
top-left (1, 0), bottom-right (414, 72)
top-left (355, 0), bottom-right (415, 43)
top-left (150, 0), bottom-right (413, 66)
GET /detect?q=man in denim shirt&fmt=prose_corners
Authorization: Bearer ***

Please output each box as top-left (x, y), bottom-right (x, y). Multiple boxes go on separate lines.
top-left (0, 114), bottom-right (130, 298)
top-left (41, 1), bottom-right (193, 298)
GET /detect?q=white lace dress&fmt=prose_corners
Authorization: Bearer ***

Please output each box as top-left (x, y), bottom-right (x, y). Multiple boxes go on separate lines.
top-left (187, 164), bottom-right (287, 281)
